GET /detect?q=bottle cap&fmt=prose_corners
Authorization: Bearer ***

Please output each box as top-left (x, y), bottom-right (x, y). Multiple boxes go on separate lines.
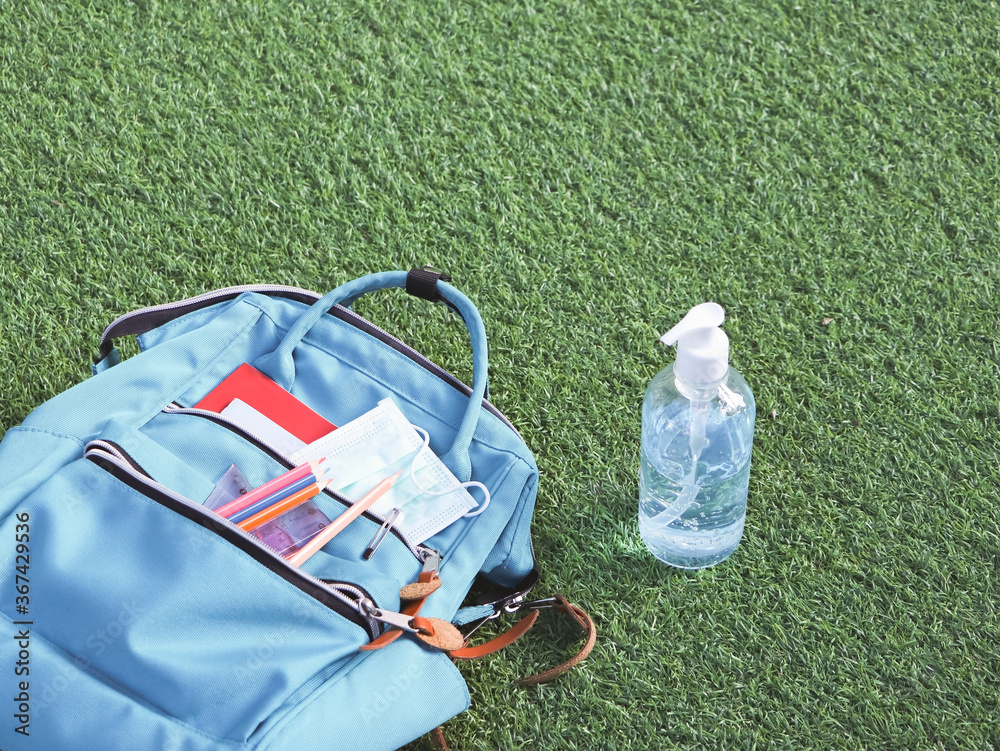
top-left (660, 302), bottom-right (729, 384)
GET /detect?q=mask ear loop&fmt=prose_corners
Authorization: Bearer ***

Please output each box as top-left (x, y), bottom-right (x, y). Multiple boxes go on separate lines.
top-left (411, 426), bottom-right (491, 517)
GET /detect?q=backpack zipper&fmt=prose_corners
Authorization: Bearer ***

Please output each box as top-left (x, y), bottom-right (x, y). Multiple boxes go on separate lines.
top-left (84, 441), bottom-right (383, 640)
top-left (97, 284), bottom-right (524, 439)
top-left (161, 402), bottom-right (430, 564)
top-left (98, 285), bottom-right (322, 351)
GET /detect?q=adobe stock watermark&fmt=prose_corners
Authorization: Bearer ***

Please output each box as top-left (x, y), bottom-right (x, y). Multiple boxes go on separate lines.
top-left (359, 662), bottom-right (425, 725)
top-left (33, 599), bottom-right (145, 711)
top-left (12, 510), bottom-right (31, 737)
top-left (231, 599), bottom-right (313, 683)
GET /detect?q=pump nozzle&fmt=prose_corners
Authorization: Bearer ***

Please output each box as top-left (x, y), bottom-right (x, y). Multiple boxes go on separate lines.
top-left (661, 302), bottom-right (725, 346)
top-left (660, 302), bottom-right (729, 385)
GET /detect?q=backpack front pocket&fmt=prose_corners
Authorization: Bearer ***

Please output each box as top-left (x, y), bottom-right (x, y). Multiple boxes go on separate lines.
top-left (6, 455), bottom-right (376, 742)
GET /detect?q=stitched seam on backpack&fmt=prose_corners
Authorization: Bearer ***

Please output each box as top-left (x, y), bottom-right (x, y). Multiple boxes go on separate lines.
top-left (253, 648), bottom-right (468, 751)
top-left (7, 426), bottom-right (86, 446)
top-left (139, 294), bottom-right (257, 348)
top-left (139, 307), bottom-right (215, 346)
top-left (0, 610), bottom-right (250, 748)
top-left (251, 652), bottom-right (375, 750)
top-left (241, 296), bottom-right (295, 333)
top-left (493, 472), bottom-right (539, 573)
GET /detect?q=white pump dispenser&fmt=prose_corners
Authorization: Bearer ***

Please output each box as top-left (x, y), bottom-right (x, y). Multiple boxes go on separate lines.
top-left (639, 302), bottom-right (756, 569)
top-left (660, 302), bottom-right (729, 385)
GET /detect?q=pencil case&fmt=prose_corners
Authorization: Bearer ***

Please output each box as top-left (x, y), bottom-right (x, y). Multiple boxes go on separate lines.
top-left (0, 269), bottom-right (593, 751)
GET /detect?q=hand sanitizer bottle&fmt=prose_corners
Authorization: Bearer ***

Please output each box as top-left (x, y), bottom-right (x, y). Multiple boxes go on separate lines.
top-left (639, 303), bottom-right (755, 569)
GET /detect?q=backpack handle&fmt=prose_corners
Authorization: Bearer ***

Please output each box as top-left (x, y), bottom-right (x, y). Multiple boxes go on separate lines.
top-left (255, 270), bottom-right (488, 482)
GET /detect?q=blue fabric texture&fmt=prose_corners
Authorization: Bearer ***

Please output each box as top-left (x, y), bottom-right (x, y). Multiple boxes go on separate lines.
top-left (0, 273), bottom-right (538, 751)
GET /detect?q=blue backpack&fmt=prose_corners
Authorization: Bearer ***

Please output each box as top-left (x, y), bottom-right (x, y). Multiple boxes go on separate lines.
top-left (0, 270), bottom-right (593, 751)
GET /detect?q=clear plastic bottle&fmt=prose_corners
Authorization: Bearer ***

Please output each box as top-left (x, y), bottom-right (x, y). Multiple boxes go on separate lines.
top-left (639, 303), bottom-right (755, 569)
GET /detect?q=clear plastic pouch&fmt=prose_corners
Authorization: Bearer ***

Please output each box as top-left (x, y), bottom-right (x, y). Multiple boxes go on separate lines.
top-left (204, 464), bottom-right (334, 558)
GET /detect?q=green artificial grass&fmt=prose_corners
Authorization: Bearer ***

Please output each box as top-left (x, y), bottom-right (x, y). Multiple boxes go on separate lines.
top-left (2, 0), bottom-right (998, 748)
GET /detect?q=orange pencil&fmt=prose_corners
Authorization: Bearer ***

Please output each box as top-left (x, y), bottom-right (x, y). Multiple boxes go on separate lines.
top-left (237, 483), bottom-right (323, 532)
top-left (285, 471), bottom-right (402, 567)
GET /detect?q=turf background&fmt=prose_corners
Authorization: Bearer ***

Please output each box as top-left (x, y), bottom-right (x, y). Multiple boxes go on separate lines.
top-left (1, 1), bottom-right (998, 748)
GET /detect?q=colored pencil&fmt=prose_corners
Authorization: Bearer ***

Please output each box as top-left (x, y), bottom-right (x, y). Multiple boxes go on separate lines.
top-left (237, 483), bottom-right (324, 531)
top-left (214, 459), bottom-right (325, 518)
top-left (285, 471), bottom-right (402, 567)
top-left (228, 472), bottom-right (317, 524)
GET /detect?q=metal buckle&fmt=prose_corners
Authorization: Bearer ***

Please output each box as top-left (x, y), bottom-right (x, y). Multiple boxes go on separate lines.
top-left (503, 595), bottom-right (560, 613)
top-left (522, 597), bottom-right (560, 611)
top-left (502, 595), bottom-right (525, 614)
top-left (462, 595), bottom-right (557, 640)
top-left (461, 607), bottom-right (504, 640)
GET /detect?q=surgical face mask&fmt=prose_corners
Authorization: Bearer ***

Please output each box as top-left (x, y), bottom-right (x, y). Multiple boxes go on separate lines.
top-left (290, 398), bottom-right (489, 545)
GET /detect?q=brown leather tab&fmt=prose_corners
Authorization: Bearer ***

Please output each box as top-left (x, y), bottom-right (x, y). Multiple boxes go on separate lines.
top-left (449, 609), bottom-right (540, 660)
top-left (358, 624), bottom-right (405, 652)
top-left (400, 573), bottom-right (441, 600)
top-left (516, 595), bottom-right (596, 686)
top-left (415, 618), bottom-right (465, 651)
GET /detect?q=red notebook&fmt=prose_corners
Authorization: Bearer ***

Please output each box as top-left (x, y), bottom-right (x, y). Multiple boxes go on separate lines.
top-left (195, 363), bottom-right (336, 444)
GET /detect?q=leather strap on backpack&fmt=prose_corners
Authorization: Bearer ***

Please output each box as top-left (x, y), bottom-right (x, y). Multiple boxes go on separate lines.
top-left (514, 595), bottom-right (596, 686)
top-left (451, 594), bottom-right (596, 685)
top-left (428, 596), bottom-right (595, 750)
top-left (449, 609), bottom-right (540, 659)
top-left (430, 725), bottom-right (451, 751)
